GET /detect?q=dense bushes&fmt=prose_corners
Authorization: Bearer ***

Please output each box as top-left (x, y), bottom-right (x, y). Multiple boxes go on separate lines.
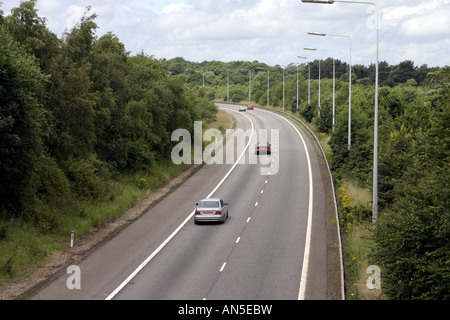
top-left (374, 68), bottom-right (450, 299)
top-left (0, 2), bottom-right (218, 284)
top-left (0, 3), bottom-right (216, 233)
top-left (328, 68), bottom-right (449, 299)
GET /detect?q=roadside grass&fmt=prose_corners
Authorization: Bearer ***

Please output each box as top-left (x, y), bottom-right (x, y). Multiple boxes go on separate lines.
top-left (209, 108), bottom-right (235, 134)
top-left (0, 109), bottom-right (234, 287)
top-left (345, 222), bottom-right (383, 300)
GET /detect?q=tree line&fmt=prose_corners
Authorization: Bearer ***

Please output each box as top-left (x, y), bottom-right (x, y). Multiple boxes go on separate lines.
top-left (0, 2), bottom-right (216, 227)
top-left (161, 56), bottom-right (438, 117)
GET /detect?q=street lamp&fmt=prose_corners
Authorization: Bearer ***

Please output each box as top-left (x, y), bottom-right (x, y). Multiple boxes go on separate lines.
top-left (306, 47), bottom-right (335, 130)
top-left (291, 62), bottom-right (300, 111)
top-left (281, 66), bottom-right (286, 110)
top-left (304, 47), bottom-right (321, 118)
top-left (257, 67), bottom-right (270, 108)
top-left (301, 0), bottom-right (335, 3)
top-left (240, 69), bottom-right (252, 104)
top-left (308, 31), bottom-right (352, 148)
top-left (301, 0), bottom-right (380, 222)
top-left (298, 56), bottom-right (309, 104)
top-left (202, 71), bottom-right (215, 86)
top-left (219, 69), bottom-right (229, 102)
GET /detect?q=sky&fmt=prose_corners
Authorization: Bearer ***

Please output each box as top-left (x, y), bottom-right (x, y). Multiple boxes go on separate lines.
top-left (1, 0), bottom-right (449, 67)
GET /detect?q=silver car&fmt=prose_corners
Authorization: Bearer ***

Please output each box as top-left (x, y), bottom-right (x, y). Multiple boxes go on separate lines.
top-left (194, 198), bottom-right (229, 224)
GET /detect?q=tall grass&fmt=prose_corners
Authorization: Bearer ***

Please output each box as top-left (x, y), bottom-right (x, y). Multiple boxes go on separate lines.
top-left (345, 222), bottom-right (382, 300)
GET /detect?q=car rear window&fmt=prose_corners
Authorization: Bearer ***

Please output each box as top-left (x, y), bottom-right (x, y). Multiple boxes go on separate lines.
top-left (198, 201), bottom-right (220, 208)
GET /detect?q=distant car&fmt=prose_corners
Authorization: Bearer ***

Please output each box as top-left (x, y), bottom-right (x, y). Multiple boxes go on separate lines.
top-left (255, 142), bottom-right (271, 155)
top-left (194, 198), bottom-right (229, 224)
top-left (247, 105), bottom-right (254, 110)
top-left (239, 106), bottom-right (246, 112)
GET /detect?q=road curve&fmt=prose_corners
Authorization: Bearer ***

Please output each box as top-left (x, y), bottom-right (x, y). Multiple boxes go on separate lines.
top-left (31, 104), bottom-right (342, 300)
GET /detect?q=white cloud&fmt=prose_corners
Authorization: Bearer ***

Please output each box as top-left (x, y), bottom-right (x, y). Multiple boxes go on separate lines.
top-left (399, 9), bottom-right (450, 40)
top-left (162, 3), bottom-right (191, 14)
top-left (1, 0), bottom-right (449, 67)
top-left (65, 5), bottom-right (86, 30)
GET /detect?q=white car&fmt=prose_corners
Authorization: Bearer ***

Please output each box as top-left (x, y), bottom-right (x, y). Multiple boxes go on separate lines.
top-left (194, 198), bottom-right (229, 224)
top-left (239, 106), bottom-right (247, 112)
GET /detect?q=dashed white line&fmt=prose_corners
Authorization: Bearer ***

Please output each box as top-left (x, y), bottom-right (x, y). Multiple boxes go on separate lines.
top-left (220, 262), bottom-right (227, 272)
top-left (105, 108), bottom-right (255, 300)
top-left (246, 217), bottom-right (251, 223)
top-left (236, 237), bottom-right (240, 243)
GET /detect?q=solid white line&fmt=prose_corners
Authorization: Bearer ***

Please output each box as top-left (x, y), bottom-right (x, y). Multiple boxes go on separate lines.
top-left (260, 109), bottom-right (314, 300)
top-left (105, 108), bottom-right (255, 300)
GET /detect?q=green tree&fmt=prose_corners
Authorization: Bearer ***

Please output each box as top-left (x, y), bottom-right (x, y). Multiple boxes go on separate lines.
top-left (375, 67), bottom-right (450, 299)
top-left (4, 0), bottom-right (60, 73)
top-left (0, 25), bottom-right (47, 216)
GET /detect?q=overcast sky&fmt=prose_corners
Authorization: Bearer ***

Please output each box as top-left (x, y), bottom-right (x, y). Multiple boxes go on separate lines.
top-left (2, 0), bottom-right (449, 67)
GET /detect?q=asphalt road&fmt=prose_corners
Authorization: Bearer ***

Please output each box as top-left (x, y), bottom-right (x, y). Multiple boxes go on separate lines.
top-left (31, 104), bottom-right (342, 300)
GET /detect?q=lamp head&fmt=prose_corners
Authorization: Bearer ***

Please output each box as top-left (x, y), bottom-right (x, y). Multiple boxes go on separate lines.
top-left (308, 32), bottom-right (326, 36)
top-left (301, 0), bottom-right (335, 3)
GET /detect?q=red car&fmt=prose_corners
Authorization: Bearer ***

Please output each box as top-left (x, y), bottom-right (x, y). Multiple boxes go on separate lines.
top-left (255, 142), bottom-right (271, 155)
top-left (247, 105), bottom-right (254, 110)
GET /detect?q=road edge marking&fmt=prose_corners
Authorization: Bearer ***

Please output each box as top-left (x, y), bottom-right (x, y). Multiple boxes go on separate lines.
top-left (259, 109), bottom-right (314, 300)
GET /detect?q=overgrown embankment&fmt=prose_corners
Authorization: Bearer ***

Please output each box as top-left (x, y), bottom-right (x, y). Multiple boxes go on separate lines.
top-left (0, 2), bottom-right (226, 288)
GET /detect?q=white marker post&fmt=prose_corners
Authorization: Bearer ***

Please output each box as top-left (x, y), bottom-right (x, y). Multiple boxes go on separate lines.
top-left (70, 231), bottom-right (74, 248)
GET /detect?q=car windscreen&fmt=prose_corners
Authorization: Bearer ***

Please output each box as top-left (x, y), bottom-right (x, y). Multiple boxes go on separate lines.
top-left (198, 201), bottom-right (220, 208)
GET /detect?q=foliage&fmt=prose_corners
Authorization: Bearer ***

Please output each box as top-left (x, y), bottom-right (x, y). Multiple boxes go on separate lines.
top-left (374, 67), bottom-right (450, 299)
top-left (0, 24), bottom-right (47, 217)
top-left (0, 1), bottom-right (217, 282)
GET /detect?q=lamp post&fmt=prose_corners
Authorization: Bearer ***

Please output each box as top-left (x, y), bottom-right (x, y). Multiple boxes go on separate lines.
top-left (301, 0), bottom-right (380, 222)
top-left (297, 56), bottom-right (308, 107)
top-left (240, 69), bottom-right (252, 104)
top-left (304, 47), bottom-right (320, 118)
top-left (305, 47), bottom-right (335, 130)
top-left (281, 66), bottom-right (286, 110)
top-left (257, 67), bottom-right (270, 108)
top-left (308, 31), bottom-right (352, 148)
top-left (202, 71), bottom-right (215, 86)
top-left (220, 69), bottom-right (230, 102)
top-left (298, 56), bottom-right (310, 104)
top-left (291, 62), bottom-right (300, 111)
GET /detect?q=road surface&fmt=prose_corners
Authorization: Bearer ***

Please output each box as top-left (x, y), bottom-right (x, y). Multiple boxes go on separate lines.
top-left (31, 104), bottom-right (343, 300)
